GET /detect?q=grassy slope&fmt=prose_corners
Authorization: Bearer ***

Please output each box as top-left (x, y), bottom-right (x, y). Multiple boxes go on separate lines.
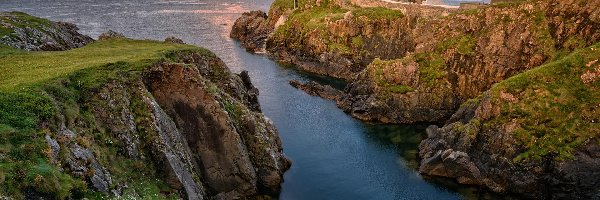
top-left (0, 39), bottom-right (201, 90)
top-left (471, 43), bottom-right (600, 161)
top-left (0, 39), bottom-right (212, 199)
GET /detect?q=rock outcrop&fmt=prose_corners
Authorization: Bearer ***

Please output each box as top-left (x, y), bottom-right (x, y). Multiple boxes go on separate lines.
top-left (339, 0), bottom-right (600, 123)
top-left (231, 11), bottom-right (273, 53)
top-left (419, 43), bottom-right (600, 199)
top-left (0, 12), bottom-right (93, 50)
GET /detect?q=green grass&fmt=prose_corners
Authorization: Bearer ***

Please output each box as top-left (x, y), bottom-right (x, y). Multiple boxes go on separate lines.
top-left (271, 0), bottom-right (296, 10)
top-left (328, 42), bottom-right (351, 54)
top-left (0, 44), bottom-right (23, 57)
top-left (387, 85), bottom-right (415, 94)
top-left (351, 36), bottom-right (363, 47)
top-left (352, 7), bottom-right (404, 20)
top-left (0, 126), bottom-right (88, 199)
top-left (437, 35), bottom-right (477, 56)
top-left (271, 0), bottom-right (335, 10)
top-left (0, 39), bottom-right (203, 91)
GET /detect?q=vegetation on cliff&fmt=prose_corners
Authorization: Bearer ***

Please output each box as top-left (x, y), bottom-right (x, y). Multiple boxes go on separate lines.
top-left (419, 42), bottom-right (600, 199)
top-left (266, 0), bottom-right (409, 79)
top-left (0, 39), bottom-right (209, 199)
top-left (478, 43), bottom-right (600, 161)
top-left (1, 13), bottom-right (290, 199)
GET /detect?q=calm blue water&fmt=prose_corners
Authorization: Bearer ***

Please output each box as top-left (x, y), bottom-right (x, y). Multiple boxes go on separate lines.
top-left (0, 1), bottom-right (466, 199)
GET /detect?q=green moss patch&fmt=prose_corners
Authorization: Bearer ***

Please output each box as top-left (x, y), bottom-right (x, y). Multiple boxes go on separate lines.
top-left (437, 34), bottom-right (477, 56)
top-left (414, 52), bottom-right (446, 86)
top-left (369, 58), bottom-right (415, 95)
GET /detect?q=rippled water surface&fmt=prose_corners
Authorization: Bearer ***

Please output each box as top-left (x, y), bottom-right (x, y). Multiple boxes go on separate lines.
top-left (0, 1), bottom-right (466, 199)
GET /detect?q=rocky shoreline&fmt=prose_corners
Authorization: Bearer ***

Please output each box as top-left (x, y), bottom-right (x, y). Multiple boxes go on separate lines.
top-left (231, 0), bottom-right (600, 198)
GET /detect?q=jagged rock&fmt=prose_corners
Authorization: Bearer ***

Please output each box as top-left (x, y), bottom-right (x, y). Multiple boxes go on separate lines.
top-left (92, 82), bottom-right (140, 158)
top-left (98, 30), bottom-right (126, 40)
top-left (143, 59), bottom-right (290, 198)
top-left (239, 71), bottom-right (261, 111)
top-left (63, 142), bottom-right (113, 193)
top-left (44, 135), bottom-right (61, 165)
top-left (419, 49), bottom-right (600, 200)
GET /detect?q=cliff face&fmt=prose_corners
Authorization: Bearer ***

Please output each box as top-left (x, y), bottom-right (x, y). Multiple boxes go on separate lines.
top-left (419, 43), bottom-right (600, 199)
top-left (0, 13), bottom-right (289, 199)
top-left (339, 0), bottom-right (600, 123)
top-left (0, 12), bottom-right (93, 51)
top-left (143, 54), bottom-right (290, 198)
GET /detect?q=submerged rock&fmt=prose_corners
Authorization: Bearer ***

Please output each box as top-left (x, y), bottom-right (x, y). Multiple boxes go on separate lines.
top-left (289, 80), bottom-right (344, 101)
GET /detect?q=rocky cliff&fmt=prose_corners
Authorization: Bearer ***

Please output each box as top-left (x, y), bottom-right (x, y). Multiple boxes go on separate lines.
top-left (0, 13), bottom-right (289, 200)
top-left (340, 0), bottom-right (600, 123)
top-left (419, 42), bottom-right (600, 199)
top-left (232, 0), bottom-right (599, 124)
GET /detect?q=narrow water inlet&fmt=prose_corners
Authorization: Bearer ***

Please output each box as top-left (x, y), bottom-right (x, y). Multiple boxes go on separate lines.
top-left (0, 0), bottom-right (475, 199)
